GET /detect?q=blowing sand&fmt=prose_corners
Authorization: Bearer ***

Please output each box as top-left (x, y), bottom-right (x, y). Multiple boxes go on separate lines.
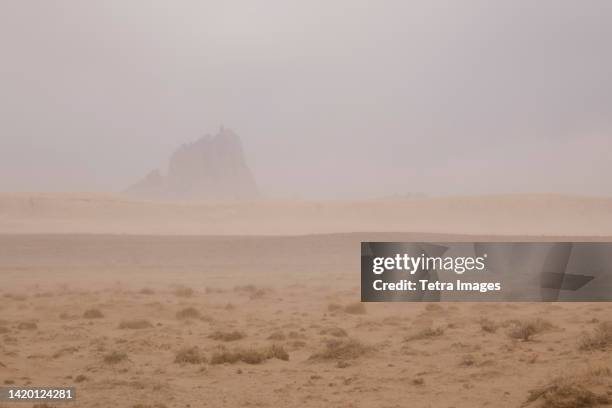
top-left (1, 194), bottom-right (612, 407)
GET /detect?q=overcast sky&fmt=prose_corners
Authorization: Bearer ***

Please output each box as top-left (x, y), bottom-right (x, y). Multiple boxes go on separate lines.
top-left (1, 1), bottom-right (611, 198)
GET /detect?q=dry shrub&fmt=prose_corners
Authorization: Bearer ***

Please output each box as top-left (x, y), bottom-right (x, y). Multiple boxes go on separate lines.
top-left (59, 312), bottom-right (77, 321)
top-left (52, 346), bottom-right (78, 359)
top-left (139, 288), bottom-right (155, 295)
top-left (319, 327), bottom-right (348, 337)
top-left (210, 344), bottom-right (289, 365)
top-left (175, 307), bottom-right (201, 320)
top-left (83, 309), bottom-right (104, 319)
top-left (103, 351), bottom-right (128, 364)
top-left (579, 322), bottom-right (612, 351)
top-left (405, 327), bottom-right (445, 341)
top-left (174, 346), bottom-right (206, 364)
top-left (249, 289), bottom-right (267, 300)
top-left (479, 318), bottom-right (498, 333)
top-left (343, 302), bottom-right (367, 315)
top-left (173, 287), bottom-right (195, 298)
top-left (424, 304), bottom-right (444, 312)
top-left (309, 338), bottom-right (371, 361)
top-left (118, 319), bottom-right (153, 330)
top-left (327, 303), bottom-right (342, 312)
top-left (459, 354), bottom-right (477, 367)
top-left (209, 330), bottom-right (245, 342)
top-left (507, 318), bottom-right (553, 341)
top-left (267, 331), bottom-right (286, 341)
top-left (17, 321), bottom-right (37, 330)
top-left (233, 285), bottom-right (268, 299)
top-left (412, 377), bottom-right (425, 386)
top-left (525, 367), bottom-right (611, 408)
top-left (74, 375), bottom-right (87, 383)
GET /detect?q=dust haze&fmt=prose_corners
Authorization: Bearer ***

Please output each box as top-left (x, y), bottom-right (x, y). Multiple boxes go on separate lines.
top-left (2, 4), bottom-right (612, 408)
top-left (1, 0), bottom-right (611, 198)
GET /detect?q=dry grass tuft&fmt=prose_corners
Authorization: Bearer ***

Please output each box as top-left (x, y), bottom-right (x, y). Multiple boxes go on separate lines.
top-left (327, 303), bottom-right (342, 312)
top-left (424, 303), bottom-right (444, 312)
top-left (83, 308), bottom-right (104, 319)
top-left (405, 327), bottom-right (445, 341)
top-left (309, 338), bottom-right (371, 361)
top-left (343, 302), bottom-right (367, 315)
top-left (479, 318), bottom-right (498, 333)
top-left (174, 346), bottom-right (207, 364)
top-left (209, 330), bottom-right (245, 342)
top-left (319, 327), bottom-right (348, 337)
top-left (507, 318), bottom-right (553, 341)
top-left (579, 322), bottom-right (612, 351)
top-left (175, 307), bottom-right (201, 320)
top-left (267, 331), bottom-right (286, 341)
top-left (103, 351), bottom-right (128, 364)
top-left (525, 367), bottom-right (611, 408)
top-left (210, 344), bottom-right (289, 365)
top-left (173, 286), bottom-right (195, 298)
top-left (118, 319), bottom-right (153, 330)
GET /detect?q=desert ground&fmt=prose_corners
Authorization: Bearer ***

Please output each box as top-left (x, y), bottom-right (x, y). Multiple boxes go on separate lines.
top-left (1, 194), bottom-right (612, 408)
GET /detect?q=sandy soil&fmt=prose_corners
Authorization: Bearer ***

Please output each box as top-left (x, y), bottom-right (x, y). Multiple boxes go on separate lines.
top-left (1, 193), bottom-right (612, 236)
top-left (1, 195), bottom-right (612, 407)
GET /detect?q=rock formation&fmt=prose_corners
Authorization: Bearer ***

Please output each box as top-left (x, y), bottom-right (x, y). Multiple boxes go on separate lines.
top-left (126, 127), bottom-right (258, 200)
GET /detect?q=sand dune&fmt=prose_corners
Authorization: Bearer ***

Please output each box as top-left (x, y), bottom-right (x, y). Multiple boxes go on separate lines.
top-left (1, 192), bottom-right (611, 235)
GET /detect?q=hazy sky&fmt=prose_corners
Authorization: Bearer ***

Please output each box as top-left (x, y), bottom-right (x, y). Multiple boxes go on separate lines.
top-left (1, 1), bottom-right (611, 198)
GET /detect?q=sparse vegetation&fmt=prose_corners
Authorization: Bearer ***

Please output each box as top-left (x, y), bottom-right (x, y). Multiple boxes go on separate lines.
top-left (405, 327), bottom-right (445, 341)
top-left (525, 367), bottom-right (611, 408)
top-left (343, 302), bottom-right (366, 315)
top-left (174, 346), bottom-right (206, 364)
top-left (103, 351), bottom-right (128, 364)
top-left (173, 286), bottom-right (195, 298)
top-left (479, 317), bottom-right (498, 333)
top-left (175, 307), bottom-right (201, 320)
top-left (139, 288), bottom-right (155, 295)
top-left (267, 331), bottom-right (286, 341)
top-left (579, 321), bottom-right (612, 351)
top-left (74, 374), bottom-right (87, 383)
top-left (309, 338), bottom-right (371, 361)
top-left (507, 318), bottom-right (553, 341)
top-left (459, 354), bottom-right (477, 367)
top-left (210, 344), bottom-right (289, 365)
top-left (118, 319), bottom-right (153, 330)
top-left (412, 377), bottom-right (425, 386)
top-left (319, 327), bottom-right (348, 337)
top-left (83, 308), bottom-right (104, 319)
top-left (209, 330), bottom-right (245, 342)
top-left (424, 303), bottom-right (444, 312)
top-left (327, 303), bottom-right (342, 312)
top-left (233, 285), bottom-right (267, 299)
